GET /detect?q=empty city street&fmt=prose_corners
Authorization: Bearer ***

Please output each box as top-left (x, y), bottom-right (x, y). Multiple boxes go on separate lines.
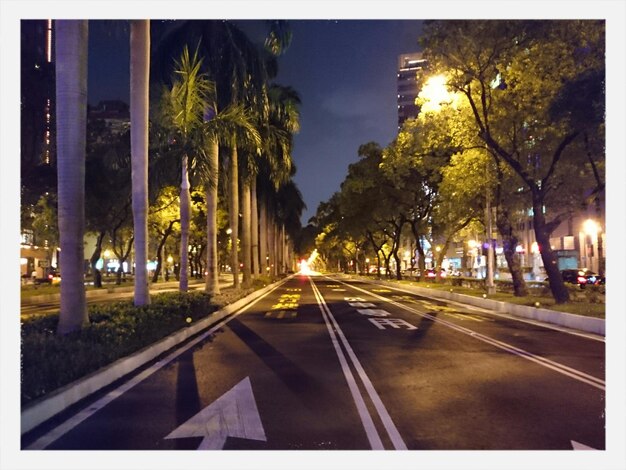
top-left (23, 274), bottom-right (605, 451)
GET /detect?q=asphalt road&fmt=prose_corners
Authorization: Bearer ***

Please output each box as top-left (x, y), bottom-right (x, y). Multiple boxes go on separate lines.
top-left (22, 274), bottom-right (605, 451)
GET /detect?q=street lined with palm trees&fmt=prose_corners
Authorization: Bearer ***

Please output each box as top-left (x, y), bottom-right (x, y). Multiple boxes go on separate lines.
top-left (49, 20), bottom-right (304, 336)
top-left (23, 274), bottom-right (604, 451)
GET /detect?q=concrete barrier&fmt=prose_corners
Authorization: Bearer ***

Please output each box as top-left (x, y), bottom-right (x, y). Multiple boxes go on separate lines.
top-left (21, 278), bottom-right (289, 435)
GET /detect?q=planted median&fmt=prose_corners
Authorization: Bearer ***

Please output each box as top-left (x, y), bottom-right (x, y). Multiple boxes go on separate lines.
top-left (21, 280), bottom-right (269, 406)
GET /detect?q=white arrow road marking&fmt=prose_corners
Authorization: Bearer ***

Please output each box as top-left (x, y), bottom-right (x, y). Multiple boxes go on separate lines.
top-left (571, 440), bottom-right (597, 450)
top-left (165, 376), bottom-right (266, 450)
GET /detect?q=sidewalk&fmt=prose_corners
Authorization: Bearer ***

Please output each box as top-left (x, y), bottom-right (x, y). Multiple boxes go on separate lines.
top-left (21, 275), bottom-right (237, 306)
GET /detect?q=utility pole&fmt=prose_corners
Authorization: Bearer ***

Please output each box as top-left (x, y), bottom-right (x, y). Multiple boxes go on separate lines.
top-left (486, 188), bottom-right (496, 295)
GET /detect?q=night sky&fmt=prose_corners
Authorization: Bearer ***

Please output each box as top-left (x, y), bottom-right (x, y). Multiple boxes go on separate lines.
top-left (87, 20), bottom-right (424, 224)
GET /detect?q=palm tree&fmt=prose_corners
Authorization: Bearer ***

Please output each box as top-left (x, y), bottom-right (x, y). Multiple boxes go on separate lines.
top-left (163, 46), bottom-right (214, 292)
top-left (200, 104), bottom-right (260, 294)
top-left (130, 20), bottom-right (151, 305)
top-left (152, 20), bottom-right (290, 289)
top-left (254, 84), bottom-right (301, 277)
top-left (227, 138), bottom-right (240, 288)
top-left (55, 20), bottom-right (89, 335)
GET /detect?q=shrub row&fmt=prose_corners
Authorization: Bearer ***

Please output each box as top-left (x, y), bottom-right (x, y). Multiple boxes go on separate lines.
top-left (21, 291), bottom-right (216, 405)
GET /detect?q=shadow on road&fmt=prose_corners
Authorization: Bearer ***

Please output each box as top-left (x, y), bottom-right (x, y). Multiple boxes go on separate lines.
top-left (226, 317), bottom-right (342, 412)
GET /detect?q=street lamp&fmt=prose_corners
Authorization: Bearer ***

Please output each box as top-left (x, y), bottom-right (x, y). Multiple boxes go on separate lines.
top-left (583, 219), bottom-right (601, 274)
top-left (418, 74), bottom-right (461, 113)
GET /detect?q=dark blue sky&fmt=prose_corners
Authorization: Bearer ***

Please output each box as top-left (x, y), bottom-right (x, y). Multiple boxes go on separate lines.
top-left (87, 20), bottom-right (424, 223)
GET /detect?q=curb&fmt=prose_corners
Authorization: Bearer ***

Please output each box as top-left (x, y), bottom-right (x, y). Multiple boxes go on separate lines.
top-left (357, 277), bottom-right (605, 336)
top-left (21, 277), bottom-right (289, 435)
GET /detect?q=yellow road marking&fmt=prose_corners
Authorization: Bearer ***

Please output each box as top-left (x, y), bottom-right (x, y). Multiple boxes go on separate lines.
top-left (265, 310), bottom-right (297, 319)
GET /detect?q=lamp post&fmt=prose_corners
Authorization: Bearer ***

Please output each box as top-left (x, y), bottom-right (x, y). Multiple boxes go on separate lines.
top-left (467, 240), bottom-right (478, 277)
top-left (103, 249), bottom-right (111, 276)
top-left (166, 254), bottom-right (174, 281)
top-left (485, 191), bottom-right (496, 294)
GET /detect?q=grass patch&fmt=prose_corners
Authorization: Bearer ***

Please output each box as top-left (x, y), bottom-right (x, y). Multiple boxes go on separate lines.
top-left (21, 278), bottom-right (276, 406)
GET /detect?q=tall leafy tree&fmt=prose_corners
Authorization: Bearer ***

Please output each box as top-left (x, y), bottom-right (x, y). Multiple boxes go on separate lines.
top-left (420, 20), bottom-right (605, 303)
top-left (55, 20), bottom-right (89, 335)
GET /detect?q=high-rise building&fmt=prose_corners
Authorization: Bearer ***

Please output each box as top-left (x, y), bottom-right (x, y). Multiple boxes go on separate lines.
top-left (397, 52), bottom-right (428, 129)
top-left (21, 19), bottom-right (55, 166)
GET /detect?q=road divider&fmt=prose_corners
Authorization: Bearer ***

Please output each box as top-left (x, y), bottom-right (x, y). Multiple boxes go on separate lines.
top-left (22, 277), bottom-right (292, 440)
top-left (310, 278), bottom-right (407, 450)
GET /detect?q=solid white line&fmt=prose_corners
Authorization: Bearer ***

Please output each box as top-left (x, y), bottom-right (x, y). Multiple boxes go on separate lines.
top-left (333, 277), bottom-right (605, 391)
top-left (309, 279), bottom-right (384, 450)
top-left (365, 280), bottom-right (604, 342)
top-left (25, 279), bottom-right (289, 450)
top-left (311, 279), bottom-right (407, 450)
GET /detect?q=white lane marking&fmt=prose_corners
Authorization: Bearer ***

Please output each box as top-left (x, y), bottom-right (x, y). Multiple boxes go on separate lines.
top-left (25, 279), bottom-right (290, 450)
top-left (348, 302), bottom-right (376, 308)
top-left (311, 279), bottom-right (407, 450)
top-left (164, 376), bottom-right (266, 450)
top-left (329, 277), bottom-right (605, 391)
top-left (356, 309), bottom-right (391, 317)
top-left (571, 440), bottom-right (597, 450)
top-left (368, 318), bottom-right (418, 330)
top-left (367, 281), bottom-right (604, 342)
top-left (443, 311), bottom-right (485, 322)
top-left (309, 280), bottom-right (384, 449)
top-left (345, 297), bottom-right (366, 302)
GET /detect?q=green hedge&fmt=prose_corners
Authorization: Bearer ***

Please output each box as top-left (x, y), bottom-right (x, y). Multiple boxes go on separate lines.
top-left (21, 291), bottom-right (216, 405)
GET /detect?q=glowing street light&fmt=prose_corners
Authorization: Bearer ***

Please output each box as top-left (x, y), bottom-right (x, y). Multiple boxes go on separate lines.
top-left (583, 219), bottom-right (599, 237)
top-left (417, 74), bottom-right (462, 114)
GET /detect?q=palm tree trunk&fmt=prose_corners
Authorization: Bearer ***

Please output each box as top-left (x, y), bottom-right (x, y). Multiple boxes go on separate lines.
top-left (250, 177), bottom-right (260, 278)
top-left (268, 214), bottom-right (275, 277)
top-left (179, 154), bottom-right (191, 292)
top-left (259, 197), bottom-right (268, 276)
top-left (241, 177), bottom-right (252, 288)
top-left (205, 139), bottom-right (220, 295)
top-left (56, 20), bottom-right (89, 335)
top-left (130, 19), bottom-right (150, 306)
top-left (228, 143), bottom-right (240, 288)
top-left (272, 219), bottom-right (279, 277)
top-left (280, 223), bottom-right (286, 274)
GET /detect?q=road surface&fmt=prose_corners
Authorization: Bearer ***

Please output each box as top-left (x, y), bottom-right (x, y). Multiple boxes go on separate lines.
top-left (22, 274), bottom-right (605, 451)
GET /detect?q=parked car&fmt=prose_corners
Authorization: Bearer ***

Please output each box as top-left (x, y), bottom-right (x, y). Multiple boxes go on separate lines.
top-left (560, 269), bottom-right (603, 288)
top-left (426, 268), bottom-right (446, 278)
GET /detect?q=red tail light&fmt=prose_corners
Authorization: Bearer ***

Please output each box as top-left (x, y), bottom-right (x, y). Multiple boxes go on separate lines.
top-left (48, 274), bottom-right (53, 280)
top-left (577, 276), bottom-right (587, 284)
